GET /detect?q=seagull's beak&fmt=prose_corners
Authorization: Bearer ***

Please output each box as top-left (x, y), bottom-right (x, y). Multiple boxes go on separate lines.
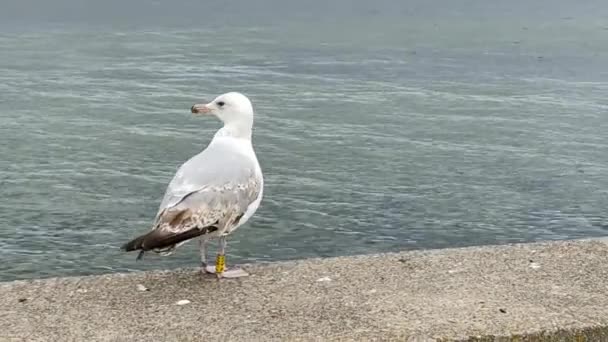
top-left (191, 103), bottom-right (213, 115)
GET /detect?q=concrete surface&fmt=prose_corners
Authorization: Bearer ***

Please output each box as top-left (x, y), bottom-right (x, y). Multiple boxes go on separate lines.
top-left (2, 239), bottom-right (608, 341)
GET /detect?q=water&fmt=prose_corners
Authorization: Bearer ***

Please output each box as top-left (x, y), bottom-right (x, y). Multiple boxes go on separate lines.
top-left (1, 0), bottom-right (608, 282)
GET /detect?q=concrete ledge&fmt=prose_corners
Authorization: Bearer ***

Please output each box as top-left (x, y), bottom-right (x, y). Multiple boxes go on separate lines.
top-left (2, 239), bottom-right (608, 341)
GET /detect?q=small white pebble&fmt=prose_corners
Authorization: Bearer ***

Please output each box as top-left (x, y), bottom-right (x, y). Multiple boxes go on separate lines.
top-left (175, 299), bottom-right (191, 306)
top-left (529, 262), bottom-right (541, 269)
top-left (136, 284), bottom-right (149, 292)
top-left (316, 276), bottom-right (332, 282)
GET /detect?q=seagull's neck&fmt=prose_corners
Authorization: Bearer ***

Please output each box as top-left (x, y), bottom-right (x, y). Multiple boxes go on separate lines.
top-left (215, 120), bottom-right (253, 140)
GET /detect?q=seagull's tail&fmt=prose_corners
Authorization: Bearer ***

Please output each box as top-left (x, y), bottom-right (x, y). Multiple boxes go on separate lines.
top-left (121, 235), bottom-right (148, 260)
top-left (122, 235), bottom-right (145, 252)
top-left (121, 225), bottom-right (220, 260)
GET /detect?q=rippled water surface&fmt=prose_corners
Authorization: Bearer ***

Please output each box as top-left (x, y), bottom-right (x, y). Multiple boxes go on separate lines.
top-left (1, 0), bottom-right (608, 281)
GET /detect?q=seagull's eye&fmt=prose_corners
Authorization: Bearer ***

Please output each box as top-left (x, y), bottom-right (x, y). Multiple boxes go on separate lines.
top-left (217, 101), bottom-right (225, 107)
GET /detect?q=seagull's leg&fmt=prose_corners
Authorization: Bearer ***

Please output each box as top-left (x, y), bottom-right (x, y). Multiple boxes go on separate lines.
top-left (214, 235), bottom-right (226, 279)
top-left (199, 237), bottom-right (215, 274)
top-left (215, 235), bottom-right (248, 279)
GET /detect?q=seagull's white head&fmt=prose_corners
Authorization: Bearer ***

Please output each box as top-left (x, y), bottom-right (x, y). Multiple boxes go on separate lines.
top-left (191, 92), bottom-right (254, 135)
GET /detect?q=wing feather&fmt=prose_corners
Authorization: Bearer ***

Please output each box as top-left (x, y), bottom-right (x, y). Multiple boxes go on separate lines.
top-left (122, 138), bottom-right (262, 255)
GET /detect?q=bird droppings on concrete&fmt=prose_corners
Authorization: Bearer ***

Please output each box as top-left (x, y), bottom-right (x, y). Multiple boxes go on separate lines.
top-left (1, 239), bottom-right (608, 341)
top-left (136, 284), bottom-right (149, 292)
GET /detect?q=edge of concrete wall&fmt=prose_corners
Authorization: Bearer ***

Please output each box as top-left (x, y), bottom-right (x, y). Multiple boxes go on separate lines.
top-left (2, 239), bottom-right (608, 341)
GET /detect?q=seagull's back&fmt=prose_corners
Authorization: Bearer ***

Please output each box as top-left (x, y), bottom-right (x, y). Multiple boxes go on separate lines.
top-left (159, 136), bottom-right (261, 214)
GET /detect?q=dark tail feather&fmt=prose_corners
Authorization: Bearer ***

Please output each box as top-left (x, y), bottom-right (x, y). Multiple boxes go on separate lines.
top-left (121, 225), bottom-right (219, 255)
top-left (121, 235), bottom-right (147, 261)
top-left (122, 235), bottom-right (146, 252)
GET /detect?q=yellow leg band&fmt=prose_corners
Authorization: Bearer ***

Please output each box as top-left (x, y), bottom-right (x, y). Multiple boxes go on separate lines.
top-left (215, 254), bottom-right (226, 274)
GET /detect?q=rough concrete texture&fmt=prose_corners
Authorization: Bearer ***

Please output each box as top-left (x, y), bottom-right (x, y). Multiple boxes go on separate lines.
top-left (1, 239), bottom-right (608, 341)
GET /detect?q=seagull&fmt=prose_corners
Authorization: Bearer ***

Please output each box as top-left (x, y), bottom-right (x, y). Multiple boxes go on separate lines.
top-left (122, 92), bottom-right (264, 279)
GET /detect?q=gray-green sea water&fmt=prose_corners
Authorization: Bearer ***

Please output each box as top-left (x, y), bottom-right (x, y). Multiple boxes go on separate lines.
top-left (1, 0), bottom-right (607, 281)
